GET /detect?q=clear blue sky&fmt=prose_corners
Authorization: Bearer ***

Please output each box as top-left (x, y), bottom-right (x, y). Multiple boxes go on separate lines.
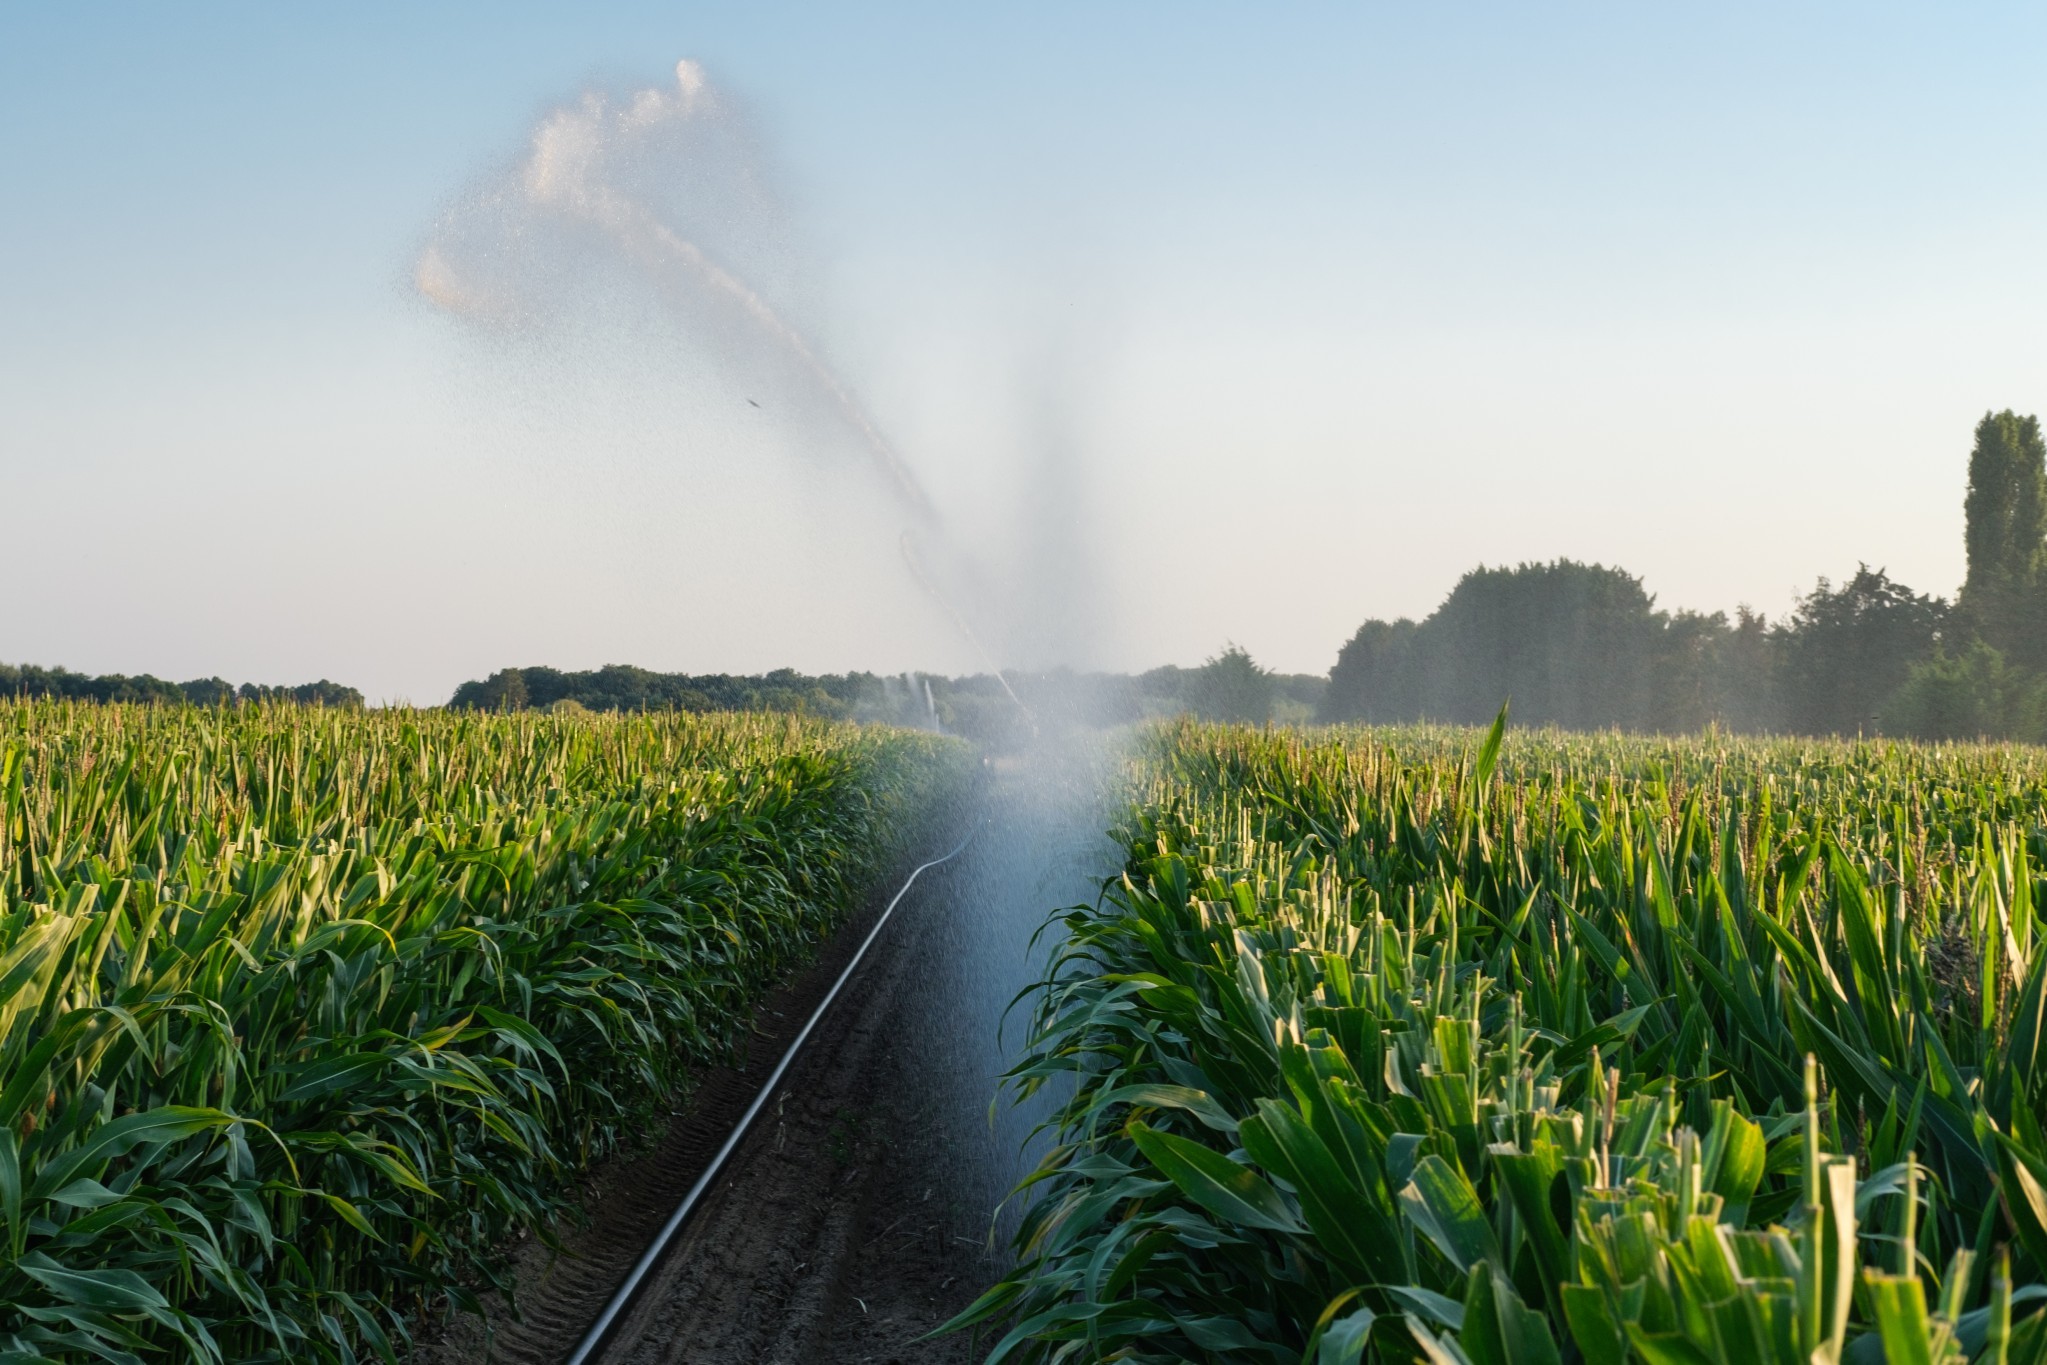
top-left (4, 4), bottom-right (2044, 702)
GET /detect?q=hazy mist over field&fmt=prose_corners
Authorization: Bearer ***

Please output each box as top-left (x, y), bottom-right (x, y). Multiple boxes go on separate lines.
top-left (4, 6), bottom-right (2046, 702)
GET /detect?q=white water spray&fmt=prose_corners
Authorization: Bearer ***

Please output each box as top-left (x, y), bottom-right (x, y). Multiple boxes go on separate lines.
top-left (417, 59), bottom-right (1032, 713)
top-left (419, 60), bottom-right (934, 524)
top-left (413, 65), bottom-right (1122, 1278)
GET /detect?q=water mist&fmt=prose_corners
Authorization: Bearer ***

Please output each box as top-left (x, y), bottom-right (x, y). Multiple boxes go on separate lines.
top-left (416, 57), bottom-right (1119, 1268)
top-left (416, 59), bottom-right (1036, 706)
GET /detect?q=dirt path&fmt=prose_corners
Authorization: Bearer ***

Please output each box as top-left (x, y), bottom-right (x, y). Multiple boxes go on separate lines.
top-left (594, 847), bottom-right (997, 1365)
top-left (415, 749), bottom-right (1112, 1365)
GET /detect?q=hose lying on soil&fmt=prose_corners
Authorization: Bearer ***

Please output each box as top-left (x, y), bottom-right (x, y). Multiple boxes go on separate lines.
top-left (563, 822), bottom-right (986, 1365)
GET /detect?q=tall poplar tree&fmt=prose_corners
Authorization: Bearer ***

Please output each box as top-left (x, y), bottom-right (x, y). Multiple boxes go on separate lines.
top-left (1960, 409), bottom-right (2047, 667)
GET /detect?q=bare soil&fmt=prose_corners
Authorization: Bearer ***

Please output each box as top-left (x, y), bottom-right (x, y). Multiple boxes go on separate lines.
top-left (597, 848), bottom-right (998, 1365)
top-left (412, 835), bottom-right (996, 1365)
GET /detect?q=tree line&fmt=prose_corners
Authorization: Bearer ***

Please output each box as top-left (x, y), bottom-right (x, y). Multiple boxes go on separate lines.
top-left (1321, 410), bottom-right (2047, 741)
top-left (446, 659), bottom-right (1326, 751)
top-left (447, 664), bottom-right (879, 717)
top-left (0, 663), bottom-right (363, 708)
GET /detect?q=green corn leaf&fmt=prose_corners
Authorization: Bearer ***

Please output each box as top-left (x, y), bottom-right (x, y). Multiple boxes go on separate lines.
top-left (1994, 1137), bottom-right (2047, 1273)
top-left (0, 1128), bottom-right (19, 1257)
top-left (1559, 1285), bottom-right (1628, 1365)
top-left (25, 1106), bottom-right (240, 1204)
top-left (1861, 1272), bottom-right (1937, 1365)
top-left (1492, 1147), bottom-right (1570, 1305)
top-left (1127, 1120), bottom-right (1304, 1235)
top-left (1621, 1325), bottom-right (1717, 1365)
top-left (1408, 1317), bottom-right (1479, 1365)
top-left (1702, 1102), bottom-right (1768, 1225)
top-left (1399, 1154), bottom-right (1501, 1276)
top-left (1314, 1306), bottom-right (1377, 1365)
top-left (277, 1052), bottom-right (395, 1104)
top-left (1459, 1260), bottom-right (1562, 1365)
top-left (1471, 702), bottom-right (1510, 800)
top-left (16, 1253), bottom-right (170, 1311)
top-left (1099, 1083), bottom-right (1240, 1134)
top-left (1388, 1285), bottom-right (1466, 1332)
top-left (1240, 1099), bottom-right (1408, 1282)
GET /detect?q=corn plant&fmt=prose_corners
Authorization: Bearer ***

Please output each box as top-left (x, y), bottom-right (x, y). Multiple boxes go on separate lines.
top-left (0, 701), bottom-right (968, 1362)
top-left (957, 716), bottom-right (2047, 1362)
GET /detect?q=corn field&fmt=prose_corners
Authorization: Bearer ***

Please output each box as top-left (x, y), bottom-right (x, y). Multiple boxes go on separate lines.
top-left (959, 717), bottom-right (2047, 1363)
top-left (0, 701), bottom-right (968, 1362)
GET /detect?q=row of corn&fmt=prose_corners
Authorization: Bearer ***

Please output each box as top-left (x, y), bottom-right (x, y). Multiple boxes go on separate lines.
top-left (0, 701), bottom-right (969, 1363)
top-left (958, 716), bottom-right (2047, 1363)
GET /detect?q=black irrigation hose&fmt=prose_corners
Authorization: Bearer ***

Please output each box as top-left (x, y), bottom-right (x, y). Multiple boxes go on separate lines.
top-left (563, 822), bottom-right (984, 1365)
